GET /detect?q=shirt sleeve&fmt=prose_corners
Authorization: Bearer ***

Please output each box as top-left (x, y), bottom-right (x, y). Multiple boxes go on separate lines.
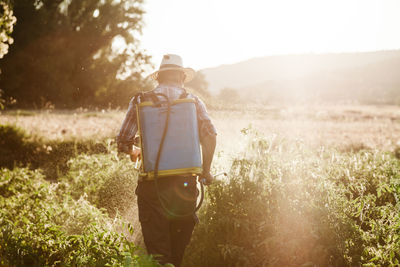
top-left (194, 96), bottom-right (217, 140)
top-left (116, 97), bottom-right (138, 153)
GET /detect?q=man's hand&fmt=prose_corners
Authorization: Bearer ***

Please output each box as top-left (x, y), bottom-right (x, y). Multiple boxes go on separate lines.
top-left (200, 134), bottom-right (216, 185)
top-left (129, 147), bottom-right (141, 162)
top-left (200, 171), bottom-right (214, 186)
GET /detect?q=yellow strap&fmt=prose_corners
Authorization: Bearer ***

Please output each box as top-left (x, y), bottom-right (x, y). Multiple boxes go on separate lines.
top-left (139, 167), bottom-right (203, 181)
top-left (138, 98), bottom-right (196, 107)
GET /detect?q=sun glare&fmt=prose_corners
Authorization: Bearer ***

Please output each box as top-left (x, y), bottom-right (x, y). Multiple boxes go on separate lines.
top-left (93, 9), bottom-right (99, 18)
top-left (141, 0), bottom-right (400, 69)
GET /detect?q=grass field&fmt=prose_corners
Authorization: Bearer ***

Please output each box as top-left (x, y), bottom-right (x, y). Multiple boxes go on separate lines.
top-left (2, 104), bottom-right (399, 150)
top-left (1, 104), bottom-right (400, 266)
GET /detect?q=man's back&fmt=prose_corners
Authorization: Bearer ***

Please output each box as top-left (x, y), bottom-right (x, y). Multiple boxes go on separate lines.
top-left (116, 54), bottom-right (216, 267)
top-left (117, 84), bottom-right (216, 155)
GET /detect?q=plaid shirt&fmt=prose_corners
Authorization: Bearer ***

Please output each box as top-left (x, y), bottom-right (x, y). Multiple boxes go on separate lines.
top-left (116, 84), bottom-right (217, 154)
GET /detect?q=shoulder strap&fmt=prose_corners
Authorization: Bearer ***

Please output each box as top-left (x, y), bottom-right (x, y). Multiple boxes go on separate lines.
top-left (133, 92), bottom-right (161, 105)
top-left (179, 88), bottom-right (189, 99)
top-left (132, 92), bottom-right (144, 105)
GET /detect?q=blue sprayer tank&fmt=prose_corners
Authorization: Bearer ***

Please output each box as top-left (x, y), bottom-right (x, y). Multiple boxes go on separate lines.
top-left (137, 98), bottom-right (202, 179)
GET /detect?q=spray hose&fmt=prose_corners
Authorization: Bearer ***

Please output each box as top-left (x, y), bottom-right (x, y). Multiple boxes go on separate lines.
top-left (151, 93), bottom-right (205, 218)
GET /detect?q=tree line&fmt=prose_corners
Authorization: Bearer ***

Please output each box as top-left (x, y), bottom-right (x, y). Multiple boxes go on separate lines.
top-left (0, 0), bottom-right (152, 109)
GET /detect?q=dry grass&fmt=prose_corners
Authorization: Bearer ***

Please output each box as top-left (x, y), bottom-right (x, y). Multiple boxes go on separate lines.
top-left (212, 104), bottom-right (400, 156)
top-left (1, 105), bottom-right (399, 178)
top-left (0, 110), bottom-right (123, 141)
top-left (1, 105), bottom-right (399, 154)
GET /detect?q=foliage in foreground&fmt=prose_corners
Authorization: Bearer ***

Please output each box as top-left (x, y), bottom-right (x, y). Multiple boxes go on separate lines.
top-left (2, 120), bottom-right (400, 266)
top-left (62, 153), bottom-right (137, 218)
top-left (0, 124), bottom-right (108, 179)
top-left (1, 0), bottom-right (150, 108)
top-left (0, 124), bottom-right (150, 266)
top-left (0, 167), bottom-right (157, 267)
top-left (185, 134), bottom-right (400, 266)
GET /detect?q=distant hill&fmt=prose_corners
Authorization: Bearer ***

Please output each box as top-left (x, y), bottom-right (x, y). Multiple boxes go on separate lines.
top-left (201, 50), bottom-right (400, 104)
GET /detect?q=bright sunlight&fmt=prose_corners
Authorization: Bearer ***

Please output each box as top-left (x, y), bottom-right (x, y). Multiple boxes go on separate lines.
top-left (142, 0), bottom-right (400, 69)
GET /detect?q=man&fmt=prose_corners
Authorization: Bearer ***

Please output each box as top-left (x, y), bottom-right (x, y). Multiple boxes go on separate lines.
top-left (117, 54), bottom-right (217, 266)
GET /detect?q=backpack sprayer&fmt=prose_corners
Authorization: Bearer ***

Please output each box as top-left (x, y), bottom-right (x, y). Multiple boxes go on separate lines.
top-left (133, 91), bottom-right (218, 217)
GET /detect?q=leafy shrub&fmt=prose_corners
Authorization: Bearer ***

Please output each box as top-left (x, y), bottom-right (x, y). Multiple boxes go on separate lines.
top-left (62, 152), bottom-right (137, 217)
top-left (30, 140), bottom-right (109, 180)
top-left (3, 121), bottom-right (399, 266)
top-left (395, 146), bottom-right (400, 159)
top-left (184, 134), bottom-right (400, 266)
top-left (0, 123), bottom-right (108, 179)
top-left (0, 167), bottom-right (157, 267)
top-left (0, 124), bottom-right (34, 169)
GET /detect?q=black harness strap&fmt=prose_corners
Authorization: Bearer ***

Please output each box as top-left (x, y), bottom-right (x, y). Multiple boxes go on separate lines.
top-left (179, 88), bottom-right (189, 99)
top-left (135, 87), bottom-right (189, 104)
top-left (135, 90), bottom-right (204, 218)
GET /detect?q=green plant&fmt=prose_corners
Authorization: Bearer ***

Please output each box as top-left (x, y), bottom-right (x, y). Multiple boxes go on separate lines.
top-left (184, 133), bottom-right (400, 266)
top-left (0, 124), bottom-right (34, 169)
top-left (0, 123), bottom-right (109, 179)
top-left (0, 167), bottom-right (157, 266)
top-left (62, 152), bottom-right (137, 213)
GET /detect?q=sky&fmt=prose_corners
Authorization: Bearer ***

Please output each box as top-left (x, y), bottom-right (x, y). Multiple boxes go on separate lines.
top-left (139, 0), bottom-right (400, 71)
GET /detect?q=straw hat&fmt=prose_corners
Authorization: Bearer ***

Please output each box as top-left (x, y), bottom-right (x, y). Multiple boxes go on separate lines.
top-left (148, 54), bottom-right (195, 83)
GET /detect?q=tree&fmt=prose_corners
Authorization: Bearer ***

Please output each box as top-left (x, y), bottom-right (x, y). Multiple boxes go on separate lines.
top-left (0, 0), bottom-right (16, 59)
top-left (0, 0), bottom-right (16, 110)
top-left (185, 71), bottom-right (211, 100)
top-left (0, 0), bottom-right (150, 108)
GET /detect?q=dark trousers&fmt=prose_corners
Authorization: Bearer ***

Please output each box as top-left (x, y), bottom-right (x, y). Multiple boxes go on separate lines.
top-left (136, 176), bottom-right (198, 266)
